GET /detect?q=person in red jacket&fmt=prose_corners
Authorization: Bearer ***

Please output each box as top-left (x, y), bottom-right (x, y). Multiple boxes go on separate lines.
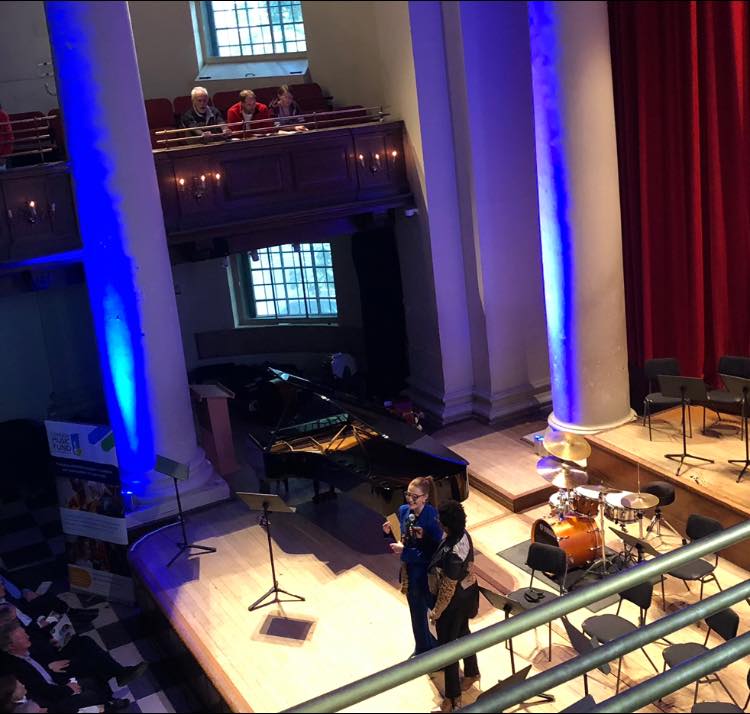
top-left (226, 89), bottom-right (270, 134)
top-left (0, 104), bottom-right (13, 171)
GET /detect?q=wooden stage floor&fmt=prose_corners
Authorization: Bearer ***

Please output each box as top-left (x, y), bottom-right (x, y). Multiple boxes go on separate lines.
top-left (129, 482), bottom-right (750, 712)
top-left (588, 405), bottom-right (750, 569)
top-left (433, 416), bottom-right (553, 512)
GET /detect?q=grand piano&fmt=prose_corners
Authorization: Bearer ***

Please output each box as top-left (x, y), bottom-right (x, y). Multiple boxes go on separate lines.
top-left (245, 369), bottom-right (469, 516)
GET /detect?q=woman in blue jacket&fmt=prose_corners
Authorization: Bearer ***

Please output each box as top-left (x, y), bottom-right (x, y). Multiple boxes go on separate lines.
top-left (383, 476), bottom-right (443, 656)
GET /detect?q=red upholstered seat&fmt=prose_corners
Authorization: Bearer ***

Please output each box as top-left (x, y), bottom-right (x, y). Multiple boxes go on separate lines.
top-left (287, 82), bottom-right (332, 111)
top-left (145, 98), bottom-right (176, 129)
top-left (212, 91), bottom-right (238, 115)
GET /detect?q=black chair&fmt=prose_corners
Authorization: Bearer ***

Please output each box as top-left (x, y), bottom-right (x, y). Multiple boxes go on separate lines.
top-left (702, 356), bottom-right (750, 436)
top-left (562, 694), bottom-right (597, 713)
top-left (662, 514), bottom-right (723, 609)
top-left (643, 481), bottom-right (681, 540)
top-left (663, 608), bottom-right (740, 708)
top-left (582, 580), bottom-right (659, 693)
top-left (562, 617), bottom-right (610, 700)
top-left (691, 666), bottom-right (750, 713)
top-left (644, 358), bottom-right (691, 440)
top-left (507, 543), bottom-right (567, 661)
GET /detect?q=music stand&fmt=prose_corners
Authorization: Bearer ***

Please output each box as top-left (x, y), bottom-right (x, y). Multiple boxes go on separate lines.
top-left (609, 527), bottom-right (660, 563)
top-left (720, 373), bottom-right (750, 482)
top-left (658, 375), bottom-right (714, 475)
top-left (479, 587), bottom-right (554, 704)
top-left (476, 664), bottom-right (532, 703)
top-left (237, 492), bottom-right (305, 611)
top-left (155, 455), bottom-right (217, 568)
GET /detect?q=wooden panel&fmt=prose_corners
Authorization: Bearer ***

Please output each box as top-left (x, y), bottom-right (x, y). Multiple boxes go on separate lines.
top-left (0, 165), bottom-right (80, 260)
top-left (290, 137), bottom-right (354, 194)
top-left (195, 324), bottom-right (363, 360)
top-left (222, 153), bottom-right (288, 199)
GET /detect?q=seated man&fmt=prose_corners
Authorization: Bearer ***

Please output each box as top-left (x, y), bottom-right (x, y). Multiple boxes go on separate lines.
top-left (180, 86), bottom-right (229, 139)
top-left (0, 603), bottom-right (146, 690)
top-left (226, 89), bottom-right (270, 133)
top-left (0, 621), bottom-right (128, 713)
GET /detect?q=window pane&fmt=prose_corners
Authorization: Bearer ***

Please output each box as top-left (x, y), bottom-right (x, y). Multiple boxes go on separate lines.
top-left (209, 0), bottom-right (305, 57)
top-left (246, 242), bottom-right (336, 319)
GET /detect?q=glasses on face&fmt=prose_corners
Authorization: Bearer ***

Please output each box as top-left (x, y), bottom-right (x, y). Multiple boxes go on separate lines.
top-left (405, 492), bottom-right (426, 501)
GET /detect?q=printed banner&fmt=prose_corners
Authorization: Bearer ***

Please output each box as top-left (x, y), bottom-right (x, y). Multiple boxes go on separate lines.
top-left (45, 420), bottom-right (134, 603)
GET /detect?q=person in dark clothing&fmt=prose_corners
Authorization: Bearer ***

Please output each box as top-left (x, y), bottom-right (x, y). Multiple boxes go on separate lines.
top-left (0, 621), bottom-right (129, 713)
top-left (180, 86), bottom-right (229, 139)
top-left (383, 476), bottom-right (443, 656)
top-left (427, 500), bottom-right (481, 713)
top-left (0, 604), bottom-right (146, 692)
top-left (268, 85), bottom-right (307, 131)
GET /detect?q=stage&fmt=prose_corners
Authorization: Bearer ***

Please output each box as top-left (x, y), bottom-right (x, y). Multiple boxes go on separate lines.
top-left (587, 404), bottom-right (750, 570)
top-left (129, 481), bottom-right (750, 712)
top-left (433, 416), bottom-right (554, 512)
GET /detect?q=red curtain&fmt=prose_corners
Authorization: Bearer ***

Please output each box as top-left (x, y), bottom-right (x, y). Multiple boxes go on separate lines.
top-left (609, 1), bottom-right (750, 383)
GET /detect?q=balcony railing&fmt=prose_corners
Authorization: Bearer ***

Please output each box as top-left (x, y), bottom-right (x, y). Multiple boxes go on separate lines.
top-left (283, 518), bottom-right (750, 713)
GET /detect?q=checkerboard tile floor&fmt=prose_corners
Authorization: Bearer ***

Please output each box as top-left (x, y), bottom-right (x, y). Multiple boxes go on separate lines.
top-left (0, 491), bottom-right (202, 713)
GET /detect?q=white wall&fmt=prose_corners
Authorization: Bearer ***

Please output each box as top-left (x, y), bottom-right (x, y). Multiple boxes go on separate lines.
top-left (172, 235), bottom-right (365, 371)
top-left (0, 1), bottom-right (389, 111)
top-left (0, 281), bottom-right (101, 422)
top-left (0, 2), bottom-right (56, 113)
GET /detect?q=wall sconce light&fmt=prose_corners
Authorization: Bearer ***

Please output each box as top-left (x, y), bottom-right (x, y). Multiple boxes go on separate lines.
top-left (7, 199), bottom-right (52, 225)
top-left (357, 152), bottom-right (387, 174)
top-left (176, 171), bottom-right (222, 201)
top-left (357, 153), bottom-right (365, 169)
top-left (249, 249), bottom-right (260, 262)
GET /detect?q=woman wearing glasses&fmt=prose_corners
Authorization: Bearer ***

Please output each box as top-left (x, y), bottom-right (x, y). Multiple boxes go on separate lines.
top-left (382, 476), bottom-right (443, 656)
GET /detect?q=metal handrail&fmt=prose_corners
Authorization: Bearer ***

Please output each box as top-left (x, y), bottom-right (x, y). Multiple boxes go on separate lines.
top-left (591, 632), bottom-right (750, 712)
top-left (284, 518), bottom-right (750, 713)
top-left (462, 577), bottom-right (750, 712)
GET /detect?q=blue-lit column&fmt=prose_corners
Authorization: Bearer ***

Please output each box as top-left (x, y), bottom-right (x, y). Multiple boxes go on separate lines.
top-left (45, 1), bottom-right (228, 522)
top-left (528, 1), bottom-right (634, 433)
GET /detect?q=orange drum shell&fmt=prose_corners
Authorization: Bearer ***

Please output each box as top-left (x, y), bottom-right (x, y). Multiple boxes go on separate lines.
top-left (532, 516), bottom-right (602, 569)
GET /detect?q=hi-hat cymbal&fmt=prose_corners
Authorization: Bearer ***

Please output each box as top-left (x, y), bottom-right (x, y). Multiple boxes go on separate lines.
top-left (543, 428), bottom-right (592, 462)
top-left (536, 456), bottom-right (588, 489)
top-left (621, 493), bottom-right (660, 510)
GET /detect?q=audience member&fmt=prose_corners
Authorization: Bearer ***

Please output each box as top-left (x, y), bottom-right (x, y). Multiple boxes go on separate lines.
top-left (180, 86), bottom-right (229, 138)
top-left (0, 621), bottom-right (128, 713)
top-left (226, 89), bottom-right (270, 132)
top-left (0, 675), bottom-right (46, 713)
top-left (0, 103), bottom-right (13, 171)
top-left (0, 575), bottom-right (97, 629)
top-left (269, 85), bottom-right (307, 131)
top-left (0, 604), bottom-right (146, 694)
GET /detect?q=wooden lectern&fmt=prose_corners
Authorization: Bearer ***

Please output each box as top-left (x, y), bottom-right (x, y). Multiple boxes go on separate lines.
top-left (189, 383), bottom-right (239, 475)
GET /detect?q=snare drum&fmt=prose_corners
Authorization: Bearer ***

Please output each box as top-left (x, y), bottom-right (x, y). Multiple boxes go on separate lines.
top-left (531, 516), bottom-right (603, 569)
top-left (604, 491), bottom-right (638, 524)
top-left (571, 486), bottom-right (603, 517)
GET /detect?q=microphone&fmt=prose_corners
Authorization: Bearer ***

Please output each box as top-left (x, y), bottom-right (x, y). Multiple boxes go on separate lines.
top-left (406, 513), bottom-right (416, 542)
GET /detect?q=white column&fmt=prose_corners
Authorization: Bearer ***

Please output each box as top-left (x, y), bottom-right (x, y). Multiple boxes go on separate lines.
top-left (528, 0), bottom-right (634, 433)
top-left (443, 1), bottom-right (551, 422)
top-left (45, 1), bottom-right (228, 524)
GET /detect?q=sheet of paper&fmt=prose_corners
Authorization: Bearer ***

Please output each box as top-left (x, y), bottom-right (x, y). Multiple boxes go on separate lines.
top-left (386, 513), bottom-right (401, 543)
top-left (36, 580), bottom-right (52, 596)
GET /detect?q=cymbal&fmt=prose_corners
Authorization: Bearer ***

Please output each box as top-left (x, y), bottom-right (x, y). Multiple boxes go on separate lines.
top-left (621, 493), bottom-right (660, 510)
top-left (536, 456), bottom-right (588, 489)
top-left (543, 428), bottom-right (592, 462)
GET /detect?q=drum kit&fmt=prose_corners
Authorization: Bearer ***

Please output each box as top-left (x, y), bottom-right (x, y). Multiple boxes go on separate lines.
top-left (532, 428), bottom-right (659, 574)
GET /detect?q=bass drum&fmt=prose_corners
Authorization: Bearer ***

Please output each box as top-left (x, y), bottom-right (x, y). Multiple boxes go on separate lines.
top-left (532, 516), bottom-right (602, 569)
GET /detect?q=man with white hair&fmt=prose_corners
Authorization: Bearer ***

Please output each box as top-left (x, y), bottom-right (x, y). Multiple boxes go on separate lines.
top-left (180, 86), bottom-right (229, 138)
